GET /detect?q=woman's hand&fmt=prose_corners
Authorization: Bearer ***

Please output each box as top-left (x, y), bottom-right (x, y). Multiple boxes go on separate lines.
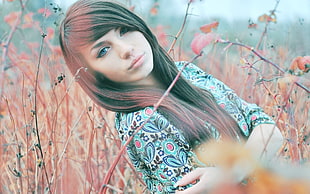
top-left (175, 167), bottom-right (225, 194)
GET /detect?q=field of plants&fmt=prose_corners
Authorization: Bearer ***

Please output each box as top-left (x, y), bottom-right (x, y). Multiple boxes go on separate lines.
top-left (0, 0), bottom-right (309, 193)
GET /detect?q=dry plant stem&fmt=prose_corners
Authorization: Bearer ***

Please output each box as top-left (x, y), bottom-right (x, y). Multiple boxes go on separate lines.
top-left (85, 111), bottom-right (96, 192)
top-left (255, 0), bottom-right (280, 50)
top-left (33, 33), bottom-right (52, 193)
top-left (49, 102), bottom-right (90, 185)
top-left (100, 52), bottom-right (203, 194)
top-left (0, 0), bottom-right (28, 98)
top-left (4, 97), bottom-right (23, 191)
top-left (48, 68), bottom-right (88, 188)
top-left (218, 40), bottom-right (310, 93)
top-left (167, 1), bottom-right (191, 54)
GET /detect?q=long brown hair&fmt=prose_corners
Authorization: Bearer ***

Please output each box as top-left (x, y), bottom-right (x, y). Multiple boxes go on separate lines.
top-left (59, 0), bottom-right (244, 146)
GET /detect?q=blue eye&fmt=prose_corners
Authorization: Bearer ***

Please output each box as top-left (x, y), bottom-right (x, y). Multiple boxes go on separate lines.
top-left (97, 46), bottom-right (110, 58)
top-left (119, 27), bottom-right (129, 36)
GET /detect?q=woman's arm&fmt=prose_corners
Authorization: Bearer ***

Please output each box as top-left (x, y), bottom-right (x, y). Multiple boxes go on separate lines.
top-left (174, 123), bottom-right (284, 194)
top-left (245, 123), bottom-right (284, 162)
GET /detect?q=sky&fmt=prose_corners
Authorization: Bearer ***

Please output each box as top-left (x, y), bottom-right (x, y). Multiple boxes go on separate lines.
top-left (59, 0), bottom-right (310, 23)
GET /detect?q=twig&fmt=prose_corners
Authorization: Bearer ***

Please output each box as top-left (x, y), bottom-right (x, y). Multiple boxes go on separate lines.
top-left (217, 40), bottom-right (310, 93)
top-left (32, 1), bottom-right (52, 192)
top-left (48, 68), bottom-right (88, 187)
top-left (99, 52), bottom-right (203, 194)
top-left (167, 1), bottom-right (192, 54)
top-left (255, 0), bottom-right (280, 50)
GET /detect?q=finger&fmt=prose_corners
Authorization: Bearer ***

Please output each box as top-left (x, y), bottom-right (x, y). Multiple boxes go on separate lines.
top-left (175, 181), bottom-right (208, 194)
top-left (175, 168), bottom-right (205, 186)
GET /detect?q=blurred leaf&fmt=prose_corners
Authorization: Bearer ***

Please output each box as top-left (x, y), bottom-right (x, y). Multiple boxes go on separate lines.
top-left (200, 21), bottom-right (219, 33)
top-left (22, 12), bottom-right (34, 28)
top-left (150, 2), bottom-right (159, 15)
top-left (258, 13), bottom-right (277, 23)
top-left (190, 32), bottom-right (220, 55)
top-left (153, 25), bottom-right (169, 48)
top-left (4, 12), bottom-right (20, 26)
top-left (289, 56), bottom-right (310, 74)
top-left (37, 8), bottom-right (52, 17)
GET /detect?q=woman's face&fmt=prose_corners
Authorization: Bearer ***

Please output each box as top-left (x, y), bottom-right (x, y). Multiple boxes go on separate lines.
top-left (79, 27), bottom-right (155, 87)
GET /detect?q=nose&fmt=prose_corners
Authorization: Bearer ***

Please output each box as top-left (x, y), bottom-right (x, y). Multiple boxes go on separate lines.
top-left (117, 41), bottom-right (134, 59)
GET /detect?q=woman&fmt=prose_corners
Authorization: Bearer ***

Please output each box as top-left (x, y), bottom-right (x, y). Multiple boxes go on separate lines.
top-left (59, 0), bottom-right (284, 193)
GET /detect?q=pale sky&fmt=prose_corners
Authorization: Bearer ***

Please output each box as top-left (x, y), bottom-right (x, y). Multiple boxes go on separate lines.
top-left (59, 0), bottom-right (310, 22)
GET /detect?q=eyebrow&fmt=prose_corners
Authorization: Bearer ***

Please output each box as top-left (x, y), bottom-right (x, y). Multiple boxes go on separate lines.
top-left (91, 40), bottom-right (107, 51)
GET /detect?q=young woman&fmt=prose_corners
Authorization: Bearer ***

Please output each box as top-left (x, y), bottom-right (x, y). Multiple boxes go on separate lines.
top-left (59, 0), bottom-right (284, 193)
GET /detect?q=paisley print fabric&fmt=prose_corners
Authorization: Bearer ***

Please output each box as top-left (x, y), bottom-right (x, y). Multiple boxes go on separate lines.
top-left (114, 62), bottom-right (275, 193)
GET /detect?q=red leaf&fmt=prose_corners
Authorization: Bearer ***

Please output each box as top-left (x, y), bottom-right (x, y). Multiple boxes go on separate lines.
top-left (190, 33), bottom-right (219, 55)
top-left (4, 12), bottom-right (20, 26)
top-left (290, 56), bottom-right (310, 73)
top-left (154, 25), bottom-right (169, 48)
top-left (46, 27), bottom-right (55, 40)
top-left (258, 13), bottom-right (277, 23)
top-left (38, 8), bottom-right (52, 17)
top-left (150, 3), bottom-right (159, 15)
top-left (200, 21), bottom-right (219, 33)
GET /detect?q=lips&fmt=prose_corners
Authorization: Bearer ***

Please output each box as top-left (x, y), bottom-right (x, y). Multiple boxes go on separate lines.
top-left (128, 53), bottom-right (145, 70)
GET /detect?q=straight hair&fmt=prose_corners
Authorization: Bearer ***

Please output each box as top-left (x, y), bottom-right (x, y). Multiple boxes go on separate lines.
top-left (59, 0), bottom-right (244, 146)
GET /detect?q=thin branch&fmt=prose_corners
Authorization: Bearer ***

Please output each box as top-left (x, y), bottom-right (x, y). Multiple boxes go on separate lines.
top-left (33, 32), bottom-right (52, 193)
top-left (255, 0), bottom-right (280, 50)
top-left (33, 1), bottom-right (52, 192)
top-left (217, 39), bottom-right (310, 93)
top-left (167, 1), bottom-right (192, 54)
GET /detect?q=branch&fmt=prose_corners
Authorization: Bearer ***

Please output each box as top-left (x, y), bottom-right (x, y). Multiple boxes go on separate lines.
top-left (217, 39), bottom-right (310, 93)
top-left (255, 0), bottom-right (280, 50)
top-left (167, 1), bottom-right (192, 54)
top-left (33, 1), bottom-right (52, 193)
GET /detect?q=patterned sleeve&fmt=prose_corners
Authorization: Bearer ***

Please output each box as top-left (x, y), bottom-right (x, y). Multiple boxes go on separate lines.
top-left (176, 61), bottom-right (275, 137)
top-left (115, 107), bottom-right (200, 193)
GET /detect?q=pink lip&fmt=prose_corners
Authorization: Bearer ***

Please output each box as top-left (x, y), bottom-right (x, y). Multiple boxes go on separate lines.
top-left (128, 53), bottom-right (145, 70)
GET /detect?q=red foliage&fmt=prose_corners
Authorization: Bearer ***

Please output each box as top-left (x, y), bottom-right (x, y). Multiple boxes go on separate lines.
top-left (153, 25), bottom-right (169, 48)
top-left (289, 56), bottom-right (310, 73)
top-left (150, 2), bottom-right (159, 16)
top-left (37, 8), bottom-right (52, 17)
top-left (190, 33), bottom-right (220, 55)
top-left (200, 21), bottom-right (219, 33)
top-left (4, 11), bottom-right (20, 26)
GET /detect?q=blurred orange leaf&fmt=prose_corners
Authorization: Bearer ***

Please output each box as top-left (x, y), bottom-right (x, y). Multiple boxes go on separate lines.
top-left (46, 27), bottom-right (55, 40)
top-left (4, 12), bottom-right (20, 26)
top-left (24, 12), bottom-right (33, 23)
top-left (129, 5), bottom-right (135, 11)
top-left (38, 8), bottom-right (52, 17)
top-left (22, 12), bottom-right (34, 28)
top-left (154, 25), bottom-right (169, 48)
top-left (191, 32), bottom-right (220, 55)
top-left (200, 21), bottom-right (219, 33)
top-left (258, 13), bottom-right (277, 23)
top-left (150, 2), bottom-right (159, 15)
top-left (289, 56), bottom-right (310, 74)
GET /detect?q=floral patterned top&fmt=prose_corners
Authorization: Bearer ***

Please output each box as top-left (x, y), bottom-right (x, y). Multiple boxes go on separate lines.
top-left (115, 61), bottom-right (275, 193)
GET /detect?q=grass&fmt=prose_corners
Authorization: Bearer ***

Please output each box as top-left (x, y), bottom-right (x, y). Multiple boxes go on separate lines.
top-left (0, 0), bottom-right (309, 193)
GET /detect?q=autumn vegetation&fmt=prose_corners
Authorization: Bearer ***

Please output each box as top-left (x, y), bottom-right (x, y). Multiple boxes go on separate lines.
top-left (0, 0), bottom-right (309, 193)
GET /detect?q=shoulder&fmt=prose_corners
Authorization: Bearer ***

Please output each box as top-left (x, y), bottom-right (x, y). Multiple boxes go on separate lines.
top-left (175, 61), bottom-right (225, 91)
top-left (175, 61), bottom-right (212, 81)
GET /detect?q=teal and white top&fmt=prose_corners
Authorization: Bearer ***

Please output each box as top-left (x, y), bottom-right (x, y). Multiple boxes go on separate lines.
top-left (115, 61), bottom-right (275, 193)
